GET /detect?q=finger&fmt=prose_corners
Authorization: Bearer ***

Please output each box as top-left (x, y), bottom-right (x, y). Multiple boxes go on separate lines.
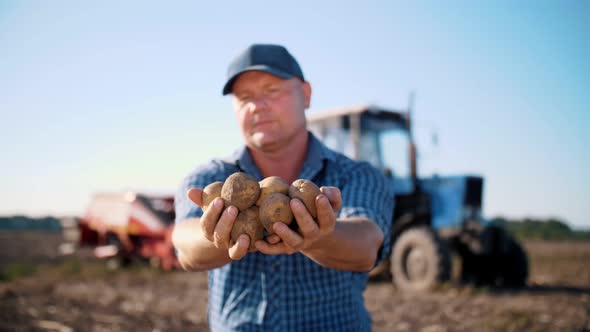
top-left (273, 221), bottom-right (304, 251)
top-left (290, 199), bottom-right (319, 239)
top-left (315, 194), bottom-right (336, 235)
top-left (265, 234), bottom-right (282, 245)
top-left (255, 239), bottom-right (294, 255)
top-left (320, 186), bottom-right (342, 212)
top-left (200, 197), bottom-right (225, 241)
top-left (187, 188), bottom-right (204, 207)
top-left (228, 234), bottom-right (250, 260)
top-left (213, 205), bottom-right (238, 249)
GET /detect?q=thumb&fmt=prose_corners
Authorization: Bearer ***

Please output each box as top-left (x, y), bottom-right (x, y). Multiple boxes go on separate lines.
top-left (187, 188), bottom-right (204, 208)
top-left (320, 186), bottom-right (342, 212)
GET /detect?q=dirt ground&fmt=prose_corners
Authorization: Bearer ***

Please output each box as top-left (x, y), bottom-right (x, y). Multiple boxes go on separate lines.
top-left (0, 231), bottom-right (589, 332)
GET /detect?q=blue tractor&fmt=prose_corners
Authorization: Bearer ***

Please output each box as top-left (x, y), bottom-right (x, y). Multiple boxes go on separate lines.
top-left (307, 104), bottom-right (528, 291)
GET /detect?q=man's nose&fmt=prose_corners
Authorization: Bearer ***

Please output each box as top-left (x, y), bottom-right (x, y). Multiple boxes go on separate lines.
top-left (248, 96), bottom-right (269, 112)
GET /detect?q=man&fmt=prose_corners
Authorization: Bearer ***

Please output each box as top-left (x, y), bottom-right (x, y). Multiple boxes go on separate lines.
top-left (172, 44), bottom-right (394, 331)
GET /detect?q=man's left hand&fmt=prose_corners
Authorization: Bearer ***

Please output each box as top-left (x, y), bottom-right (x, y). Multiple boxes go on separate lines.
top-left (255, 186), bottom-right (341, 254)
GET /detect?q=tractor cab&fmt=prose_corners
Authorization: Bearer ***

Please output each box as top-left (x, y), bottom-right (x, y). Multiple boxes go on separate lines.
top-left (307, 104), bottom-right (528, 292)
top-left (307, 105), bottom-right (416, 196)
top-left (307, 104), bottom-right (434, 234)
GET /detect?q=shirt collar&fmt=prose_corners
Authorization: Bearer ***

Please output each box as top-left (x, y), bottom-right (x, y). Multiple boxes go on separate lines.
top-left (229, 132), bottom-right (336, 181)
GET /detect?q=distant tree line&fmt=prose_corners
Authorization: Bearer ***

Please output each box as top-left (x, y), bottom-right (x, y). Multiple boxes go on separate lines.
top-left (1, 215), bottom-right (589, 241)
top-left (491, 216), bottom-right (590, 241)
top-left (0, 215), bottom-right (61, 232)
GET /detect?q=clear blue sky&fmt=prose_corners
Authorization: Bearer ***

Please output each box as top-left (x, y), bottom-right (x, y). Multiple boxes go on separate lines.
top-left (1, 1), bottom-right (588, 228)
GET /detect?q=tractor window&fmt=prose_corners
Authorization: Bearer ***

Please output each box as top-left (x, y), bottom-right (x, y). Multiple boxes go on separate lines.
top-left (358, 130), bottom-right (382, 169)
top-left (380, 131), bottom-right (410, 179)
top-left (309, 118), bottom-right (405, 174)
top-left (320, 126), bottom-right (355, 158)
top-left (320, 125), bottom-right (383, 169)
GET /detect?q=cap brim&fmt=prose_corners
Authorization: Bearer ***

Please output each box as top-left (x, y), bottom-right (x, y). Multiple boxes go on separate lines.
top-left (222, 65), bottom-right (295, 95)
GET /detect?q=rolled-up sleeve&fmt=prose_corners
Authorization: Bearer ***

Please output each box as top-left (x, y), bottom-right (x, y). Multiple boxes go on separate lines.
top-left (174, 173), bottom-right (204, 224)
top-left (174, 162), bottom-right (234, 224)
top-left (338, 162), bottom-right (395, 266)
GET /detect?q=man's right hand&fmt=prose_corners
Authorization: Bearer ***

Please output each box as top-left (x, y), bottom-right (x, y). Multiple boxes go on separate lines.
top-left (187, 188), bottom-right (251, 260)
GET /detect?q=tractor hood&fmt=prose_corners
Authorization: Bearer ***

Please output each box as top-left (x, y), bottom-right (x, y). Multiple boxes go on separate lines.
top-left (393, 175), bottom-right (485, 229)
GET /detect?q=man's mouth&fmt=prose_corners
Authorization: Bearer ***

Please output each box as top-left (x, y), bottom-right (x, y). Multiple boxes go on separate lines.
top-left (252, 119), bottom-right (274, 128)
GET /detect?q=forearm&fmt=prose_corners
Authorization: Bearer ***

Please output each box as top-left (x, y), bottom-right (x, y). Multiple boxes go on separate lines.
top-left (171, 218), bottom-right (232, 271)
top-left (302, 217), bottom-right (384, 272)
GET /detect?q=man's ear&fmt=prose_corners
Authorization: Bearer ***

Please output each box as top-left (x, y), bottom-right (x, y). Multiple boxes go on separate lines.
top-left (302, 81), bottom-right (312, 109)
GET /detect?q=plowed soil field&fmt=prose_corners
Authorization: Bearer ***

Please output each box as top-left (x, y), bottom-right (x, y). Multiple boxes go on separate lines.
top-left (1, 232), bottom-right (589, 331)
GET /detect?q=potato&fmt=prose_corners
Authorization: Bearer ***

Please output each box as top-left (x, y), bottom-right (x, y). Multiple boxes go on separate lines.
top-left (289, 179), bottom-right (321, 219)
top-left (259, 193), bottom-right (293, 234)
top-left (256, 176), bottom-right (290, 206)
top-left (230, 206), bottom-right (263, 249)
top-left (221, 172), bottom-right (260, 212)
top-left (202, 181), bottom-right (223, 211)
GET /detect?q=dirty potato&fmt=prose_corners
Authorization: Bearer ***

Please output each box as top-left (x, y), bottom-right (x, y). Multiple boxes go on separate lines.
top-left (221, 172), bottom-right (260, 212)
top-left (289, 179), bottom-right (321, 219)
top-left (230, 206), bottom-right (263, 250)
top-left (256, 176), bottom-right (290, 206)
top-left (259, 193), bottom-right (293, 234)
top-left (202, 181), bottom-right (223, 211)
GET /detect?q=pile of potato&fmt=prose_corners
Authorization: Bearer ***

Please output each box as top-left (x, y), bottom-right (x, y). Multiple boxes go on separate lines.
top-left (201, 172), bottom-right (321, 249)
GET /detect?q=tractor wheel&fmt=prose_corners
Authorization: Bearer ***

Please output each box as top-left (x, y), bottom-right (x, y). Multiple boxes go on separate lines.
top-left (390, 226), bottom-right (451, 292)
top-left (463, 226), bottom-right (529, 288)
top-left (496, 233), bottom-right (529, 287)
top-left (458, 245), bottom-right (485, 286)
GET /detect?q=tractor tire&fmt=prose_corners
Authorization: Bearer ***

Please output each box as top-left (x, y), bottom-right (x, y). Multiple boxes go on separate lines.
top-left (390, 226), bottom-right (451, 292)
top-left (458, 245), bottom-right (485, 286)
top-left (496, 233), bottom-right (529, 287)
top-left (462, 226), bottom-right (528, 288)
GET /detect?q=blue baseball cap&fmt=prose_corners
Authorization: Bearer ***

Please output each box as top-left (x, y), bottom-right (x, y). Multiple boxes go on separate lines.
top-left (222, 44), bottom-right (305, 95)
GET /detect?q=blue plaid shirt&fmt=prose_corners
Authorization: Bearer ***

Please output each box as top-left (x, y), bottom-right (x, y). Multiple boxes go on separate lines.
top-left (175, 133), bottom-right (394, 332)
